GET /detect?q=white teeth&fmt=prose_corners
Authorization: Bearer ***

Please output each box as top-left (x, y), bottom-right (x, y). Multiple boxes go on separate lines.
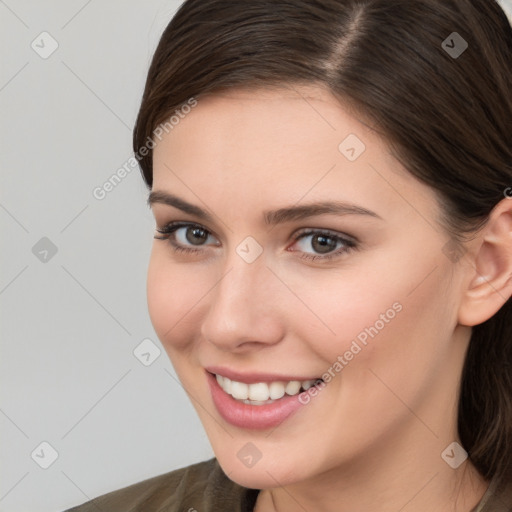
top-left (248, 382), bottom-right (270, 401)
top-left (222, 377), bottom-right (232, 394)
top-left (285, 381), bottom-right (301, 395)
top-left (302, 380), bottom-right (314, 390)
top-left (269, 381), bottom-right (286, 400)
top-left (242, 399), bottom-right (275, 406)
top-left (230, 381), bottom-right (249, 400)
top-left (216, 375), bottom-right (321, 403)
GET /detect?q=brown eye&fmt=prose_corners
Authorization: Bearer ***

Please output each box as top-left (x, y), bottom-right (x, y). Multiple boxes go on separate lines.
top-left (186, 227), bottom-right (209, 245)
top-left (310, 234), bottom-right (338, 254)
top-left (154, 222), bottom-right (220, 252)
top-left (290, 229), bottom-right (357, 261)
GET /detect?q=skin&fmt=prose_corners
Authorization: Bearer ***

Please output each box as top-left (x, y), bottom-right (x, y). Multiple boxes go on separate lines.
top-left (147, 85), bottom-right (512, 511)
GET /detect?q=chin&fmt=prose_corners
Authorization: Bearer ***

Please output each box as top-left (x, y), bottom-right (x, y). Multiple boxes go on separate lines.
top-left (214, 449), bottom-right (308, 490)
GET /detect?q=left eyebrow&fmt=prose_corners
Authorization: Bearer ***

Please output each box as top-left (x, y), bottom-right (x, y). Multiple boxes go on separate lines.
top-left (263, 201), bottom-right (382, 225)
top-left (147, 190), bottom-right (382, 225)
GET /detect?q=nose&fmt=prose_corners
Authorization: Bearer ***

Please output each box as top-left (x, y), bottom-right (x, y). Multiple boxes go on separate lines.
top-left (200, 254), bottom-right (285, 353)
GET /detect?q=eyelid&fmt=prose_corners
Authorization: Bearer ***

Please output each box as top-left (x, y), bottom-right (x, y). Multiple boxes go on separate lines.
top-left (155, 221), bottom-right (359, 261)
top-left (155, 223), bottom-right (356, 244)
top-left (290, 227), bottom-right (358, 244)
top-left (155, 221), bottom-right (221, 242)
top-left (287, 228), bottom-right (358, 260)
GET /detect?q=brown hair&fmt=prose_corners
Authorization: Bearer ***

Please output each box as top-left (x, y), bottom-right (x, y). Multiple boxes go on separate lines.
top-left (133, 0), bottom-right (512, 484)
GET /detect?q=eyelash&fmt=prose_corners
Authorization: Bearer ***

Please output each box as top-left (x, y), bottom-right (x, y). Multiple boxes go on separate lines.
top-left (154, 222), bottom-right (358, 261)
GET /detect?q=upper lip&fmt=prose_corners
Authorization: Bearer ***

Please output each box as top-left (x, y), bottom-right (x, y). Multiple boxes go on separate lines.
top-left (205, 366), bottom-right (321, 384)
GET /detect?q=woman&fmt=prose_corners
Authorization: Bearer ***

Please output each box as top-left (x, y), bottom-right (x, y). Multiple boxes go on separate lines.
top-left (66, 0), bottom-right (512, 510)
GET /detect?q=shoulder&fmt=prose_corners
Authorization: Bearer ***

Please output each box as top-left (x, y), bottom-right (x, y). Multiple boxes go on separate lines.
top-left (477, 463), bottom-right (512, 511)
top-left (63, 457), bottom-right (259, 512)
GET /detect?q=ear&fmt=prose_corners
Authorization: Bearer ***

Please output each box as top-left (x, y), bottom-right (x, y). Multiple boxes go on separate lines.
top-left (458, 198), bottom-right (512, 327)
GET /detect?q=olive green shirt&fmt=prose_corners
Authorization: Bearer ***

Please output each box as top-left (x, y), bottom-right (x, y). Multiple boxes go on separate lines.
top-left (64, 458), bottom-right (512, 512)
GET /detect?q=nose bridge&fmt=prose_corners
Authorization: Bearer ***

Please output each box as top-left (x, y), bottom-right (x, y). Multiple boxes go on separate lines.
top-left (211, 253), bottom-right (268, 322)
top-left (200, 249), bottom-right (283, 348)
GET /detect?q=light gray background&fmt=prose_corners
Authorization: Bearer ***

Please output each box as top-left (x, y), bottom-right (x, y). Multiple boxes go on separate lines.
top-left (1, 1), bottom-right (511, 511)
top-left (0, 2), bottom-right (214, 512)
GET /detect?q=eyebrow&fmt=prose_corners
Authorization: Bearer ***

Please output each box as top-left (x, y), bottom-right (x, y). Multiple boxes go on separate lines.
top-left (147, 190), bottom-right (382, 225)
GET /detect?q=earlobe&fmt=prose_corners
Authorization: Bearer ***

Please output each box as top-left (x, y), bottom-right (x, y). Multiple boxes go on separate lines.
top-left (458, 199), bottom-right (512, 327)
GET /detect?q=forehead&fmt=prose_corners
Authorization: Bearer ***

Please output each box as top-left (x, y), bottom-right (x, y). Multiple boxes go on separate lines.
top-left (151, 85), bottom-right (440, 227)
top-left (154, 85), bottom-right (363, 150)
top-left (153, 85), bottom-right (379, 183)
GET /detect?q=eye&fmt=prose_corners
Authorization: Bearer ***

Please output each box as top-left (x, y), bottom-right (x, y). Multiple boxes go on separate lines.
top-left (154, 222), bottom-right (220, 254)
top-left (290, 229), bottom-right (357, 261)
top-left (154, 223), bottom-right (358, 261)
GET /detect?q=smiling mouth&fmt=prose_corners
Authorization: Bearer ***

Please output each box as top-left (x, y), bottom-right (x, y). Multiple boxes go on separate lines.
top-left (213, 373), bottom-right (324, 406)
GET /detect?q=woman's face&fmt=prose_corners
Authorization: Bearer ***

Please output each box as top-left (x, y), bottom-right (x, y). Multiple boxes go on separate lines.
top-left (148, 85), bottom-right (472, 489)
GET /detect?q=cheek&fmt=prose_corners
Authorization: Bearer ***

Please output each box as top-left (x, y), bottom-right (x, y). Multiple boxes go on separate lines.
top-left (332, 267), bottom-right (456, 421)
top-left (282, 263), bottom-right (407, 359)
top-left (294, 252), bottom-right (455, 392)
top-left (146, 247), bottom-right (209, 352)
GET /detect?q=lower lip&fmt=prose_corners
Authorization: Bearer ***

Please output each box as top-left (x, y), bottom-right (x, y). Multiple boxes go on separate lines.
top-left (207, 371), bottom-right (312, 430)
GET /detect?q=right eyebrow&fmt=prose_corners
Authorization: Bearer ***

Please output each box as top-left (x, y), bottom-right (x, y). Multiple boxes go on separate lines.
top-left (147, 191), bottom-right (215, 223)
top-left (147, 190), bottom-right (383, 226)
